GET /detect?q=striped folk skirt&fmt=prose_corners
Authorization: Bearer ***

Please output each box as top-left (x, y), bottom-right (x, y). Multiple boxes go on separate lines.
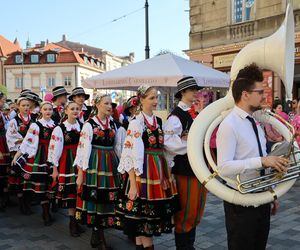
top-left (56, 144), bottom-right (78, 209)
top-left (23, 140), bottom-right (54, 202)
top-left (76, 145), bottom-right (121, 227)
top-left (115, 148), bottom-right (179, 237)
top-left (173, 175), bottom-right (207, 233)
top-left (0, 134), bottom-right (11, 195)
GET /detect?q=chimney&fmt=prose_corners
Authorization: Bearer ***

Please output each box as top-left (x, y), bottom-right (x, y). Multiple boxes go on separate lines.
top-left (40, 41), bottom-right (45, 47)
top-left (62, 34), bottom-right (67, 41)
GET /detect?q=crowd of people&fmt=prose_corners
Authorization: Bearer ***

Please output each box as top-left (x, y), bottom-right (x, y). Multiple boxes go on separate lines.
top-left (0, 79), bottom-right (210, 250)
top-left (0, 64), bottom-right (299, 250)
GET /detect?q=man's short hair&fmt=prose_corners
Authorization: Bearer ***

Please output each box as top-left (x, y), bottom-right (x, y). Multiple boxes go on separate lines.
top-left (232, 63), bottom-right (264, 103)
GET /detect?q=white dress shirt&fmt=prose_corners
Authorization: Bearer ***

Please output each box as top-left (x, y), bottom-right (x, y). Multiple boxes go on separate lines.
top-left (216, 106), bottom-right (267, 189)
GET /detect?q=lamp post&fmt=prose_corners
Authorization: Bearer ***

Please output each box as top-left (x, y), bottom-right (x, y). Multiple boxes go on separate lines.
top-left (0, 56), bottom-right (7, 86)
top-left (145, 0), bottom-right (150, 59)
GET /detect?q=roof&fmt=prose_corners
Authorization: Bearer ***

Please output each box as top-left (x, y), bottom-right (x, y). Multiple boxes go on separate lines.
top-left (0, 35), bottom-right (21, 57)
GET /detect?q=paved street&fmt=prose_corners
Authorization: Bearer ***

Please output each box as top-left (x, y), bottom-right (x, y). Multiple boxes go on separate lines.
top-left (1, 181), bottom-right (300, 250)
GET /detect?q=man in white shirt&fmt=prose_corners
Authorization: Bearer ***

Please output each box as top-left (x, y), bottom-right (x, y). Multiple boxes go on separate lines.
top-left (217, 64), bottom-right (288, 250)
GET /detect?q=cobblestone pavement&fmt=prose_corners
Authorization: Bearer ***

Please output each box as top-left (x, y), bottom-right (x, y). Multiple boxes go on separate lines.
top-left (1, 181), bottom-right (300, 249)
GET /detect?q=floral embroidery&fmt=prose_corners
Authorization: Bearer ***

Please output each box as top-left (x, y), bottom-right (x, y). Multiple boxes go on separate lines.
top-left (127, 129), bottom-right (131, 135)
top-left (148, 135), bottom-right (156, 145)
top-left (134, 132), bottom-right (140, 138)
top-left (188, 105), bottom-right (198, 120)
top-left (124, 140), bottom-right (133, 149)
top-left (126, 200), bottom-right (133, 211)
top-left (108, 130), bottom-right (115, 138)
top-left (27, 138), bottom-right (33, 143)
top-left (50, 144), bottom-right (55, 150)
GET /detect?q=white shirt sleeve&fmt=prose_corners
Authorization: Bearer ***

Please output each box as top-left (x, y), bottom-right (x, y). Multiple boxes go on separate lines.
top-left (164, 115), bottom-right (187, 155)
top-left (216, 121), bottom-right (262, 177)
top-left (117, 119), bottom-right (144, 176)
top-left (19, 123), bottom-right (40, 158)
top-left (114, 126), bottom-right (126, 159)
top-left (73, 122), bottom-right (93, 170)
top-left (48, 126), bottom-right (64, 167)
top-left (6, 119), bottom-right (24, 152)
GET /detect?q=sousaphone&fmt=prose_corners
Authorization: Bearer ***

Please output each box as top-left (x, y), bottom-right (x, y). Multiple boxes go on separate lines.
top-left (187, 4), bottom-right (297, 206)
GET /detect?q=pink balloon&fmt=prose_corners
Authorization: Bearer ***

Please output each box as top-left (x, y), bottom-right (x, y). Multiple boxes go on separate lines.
top-left (44, 93), bottom-right (54, 102)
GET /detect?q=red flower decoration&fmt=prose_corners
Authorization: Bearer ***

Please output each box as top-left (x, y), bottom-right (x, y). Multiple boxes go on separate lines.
top-left (126, 200), bottom-right (133, 211)
top-left (27, 138), bottom-right (33, 143)
top-left (20, 125), bottom-right (27, 132)
top-left (23, 173), bottom-right (30, 180)
top-left (188, 105), bottom-right (198, 120)
top-left (108, 130), bottom-right (115, 138)
top-left (148, 136), bottom-right (156, 145)
top-left (32, 129), bottom-right (37, 135)
top-left (127, 129), bottom-right (131, 136)
top-left (44, 132), bottom-right (49, 137)
top-left (51, 135), bottom-right (56, 140)
top-left (131, 97), bottom-right (138, 106)
top-left (98, 130), bottom-right (105, 137)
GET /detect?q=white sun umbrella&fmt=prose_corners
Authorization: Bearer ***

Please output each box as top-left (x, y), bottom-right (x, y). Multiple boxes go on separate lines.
top-left (83, 53), bottom-right (230, 91)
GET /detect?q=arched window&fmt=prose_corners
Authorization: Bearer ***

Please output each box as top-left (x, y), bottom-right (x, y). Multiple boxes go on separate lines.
top-left (232, 0), bottom-right (255, 23)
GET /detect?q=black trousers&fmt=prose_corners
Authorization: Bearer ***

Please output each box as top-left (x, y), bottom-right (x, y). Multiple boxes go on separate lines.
top-left (223, 201), bottom-right (271, 250)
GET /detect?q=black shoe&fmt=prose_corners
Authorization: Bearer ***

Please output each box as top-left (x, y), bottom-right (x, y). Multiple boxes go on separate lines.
top-left (42, 203), bottom-right (53, 226)
top-left (91, 228), bottom-right (101, 248)
top-left (69, 216), bottom-right (80, 237)
top-left (136, 245), bottom-right (144, 250)
top-left (76, 222), bottom-right (85, 234)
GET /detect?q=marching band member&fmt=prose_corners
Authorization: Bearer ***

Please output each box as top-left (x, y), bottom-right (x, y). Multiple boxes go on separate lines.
top-left (217, 64), bottom-right (288, 250)
top-left (0, 92), bottom-right (10, 211)
top-left (164, 77), bottom-right (206, 250)
top-left (117, 85), bottom-right (178, 250)
top-left (51, 86), bottom-right (69, 124)
top-left (12, 101), bottom-right (56, 226)
top-left (74, 94), bottom-right (122, 250)
top-left (68, 87), bottom-right (92, 123)
top-left (48, 101), bottom-right (84, 237)
top-left (6, 97), bottom-right (32, 214)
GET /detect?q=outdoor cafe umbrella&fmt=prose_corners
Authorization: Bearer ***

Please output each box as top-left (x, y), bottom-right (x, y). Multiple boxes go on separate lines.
top-left (82, 53), bottom-right (230, 90)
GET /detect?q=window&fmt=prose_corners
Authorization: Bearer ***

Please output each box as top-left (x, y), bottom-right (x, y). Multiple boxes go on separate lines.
top-left (16, 77), bottom-right (23, 88)
top-left (84, 56), bottom-right (89, 64)
top-left (232, 0), bottom-right (254, 23)
top-left (96, 61), bottom-right (101, 68)
top-left (47, 76), bottom-right (55, 87)
top-left (47, 54), bottom-right (56, 63)
top-left (64, 76), bottom-right (72, 86)
top-left (30, 54), bottom-right (39, 63)
top-left (15, 55), bottom-right (23, 64)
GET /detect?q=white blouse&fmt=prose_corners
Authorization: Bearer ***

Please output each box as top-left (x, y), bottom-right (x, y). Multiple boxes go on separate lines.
top-left (73, 116), bottom-right (122, 170)
top-left (19, 118), bottom-right (56, 158)
top-left (118, 112), bottom-right (158, 176)
top-left (163, 101), bottom-right (193, 168)
top-left (48, 120), bottom-right (81, 167)
top-left (6, 115), bottom-right (30, 152)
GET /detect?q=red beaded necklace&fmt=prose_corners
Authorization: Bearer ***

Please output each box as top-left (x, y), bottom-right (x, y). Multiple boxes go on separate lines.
top-left (142, 112), bottom-right (157, 131)
top-left (96, 116), bottom-right (109, 130)
top-left (20, 113), bottom-right (30, 125)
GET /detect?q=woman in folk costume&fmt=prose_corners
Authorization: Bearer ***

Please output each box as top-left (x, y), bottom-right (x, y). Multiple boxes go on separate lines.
top-left (116, 85), bottom-right (179, 250)
top-left (74, 94), bottom-right (123, 250)
top-left (69, 87), bottom-right (92, 124)
top-left (0, 92), bottom-right (11, 211)
top-left (119, 96), bottom-right (138, 130)
top-left (164, 76), bottom-right (207, 250)
top-left (12, 101), bottom-right (56, 226)
top-left (6, 97), bottom-right (32, 214)
top-left (48, 101), bottom-right (84, 237)
top-left (19, 91), bottom-right (42, 122)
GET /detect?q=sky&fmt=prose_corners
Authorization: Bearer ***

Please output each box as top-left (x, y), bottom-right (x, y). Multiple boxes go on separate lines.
top-left (0, 0), bottom-right (190, 62)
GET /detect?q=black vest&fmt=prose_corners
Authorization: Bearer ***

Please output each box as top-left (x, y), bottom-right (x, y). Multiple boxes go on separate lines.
top-left (51, 108), bottom-right (62, 124)
top-left (170, 107), bottom-right (195, 176)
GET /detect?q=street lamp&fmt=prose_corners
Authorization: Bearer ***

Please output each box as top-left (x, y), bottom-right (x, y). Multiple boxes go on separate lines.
top-left (145, 0), bottom-right (150, 59)
top-left (0, 56), bottom-right (7, 86)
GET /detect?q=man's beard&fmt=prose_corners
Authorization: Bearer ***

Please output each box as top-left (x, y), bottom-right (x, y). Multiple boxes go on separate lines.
top-left (249, 104), bottom-right (262, 112)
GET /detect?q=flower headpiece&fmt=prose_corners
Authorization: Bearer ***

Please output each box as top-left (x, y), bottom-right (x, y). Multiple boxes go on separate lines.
top-left (137, 85), bottom-right (152, 98)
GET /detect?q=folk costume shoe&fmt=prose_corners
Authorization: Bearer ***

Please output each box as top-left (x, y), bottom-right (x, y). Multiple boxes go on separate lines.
top-left (69, 216), bottom-right (80, 237)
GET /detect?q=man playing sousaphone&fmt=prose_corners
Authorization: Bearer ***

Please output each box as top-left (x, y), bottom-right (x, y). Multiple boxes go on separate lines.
top-left (217, 64), bottom-right (289, 250)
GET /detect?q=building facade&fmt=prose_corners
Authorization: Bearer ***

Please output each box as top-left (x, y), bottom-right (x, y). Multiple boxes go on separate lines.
top-left (186, 0), bottom-right (300, 104)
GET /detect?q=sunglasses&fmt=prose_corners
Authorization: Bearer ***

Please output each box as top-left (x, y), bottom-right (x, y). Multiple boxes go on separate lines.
top-left (248, 89), bottom-right (264, 95)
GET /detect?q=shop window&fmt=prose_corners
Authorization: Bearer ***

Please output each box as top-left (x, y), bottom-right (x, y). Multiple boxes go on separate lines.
top-left (232, 0), bottom-right (255, 23)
